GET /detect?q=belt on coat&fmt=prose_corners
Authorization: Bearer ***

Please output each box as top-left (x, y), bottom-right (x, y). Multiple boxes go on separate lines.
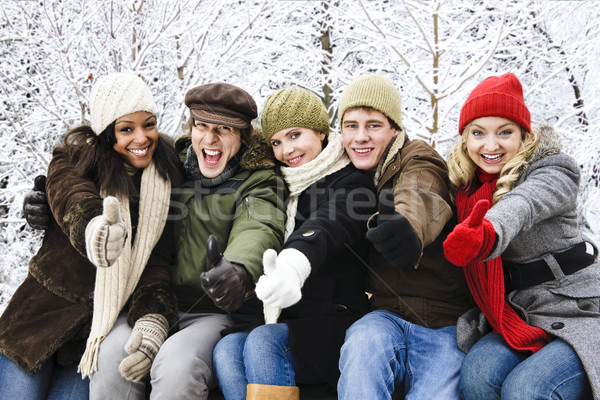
top-left (505, 242), bottom-right (596, 290)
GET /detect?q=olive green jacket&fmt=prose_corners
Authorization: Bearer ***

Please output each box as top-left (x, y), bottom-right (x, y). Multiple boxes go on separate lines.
top-left (171, 136), bottom-right (287, 312)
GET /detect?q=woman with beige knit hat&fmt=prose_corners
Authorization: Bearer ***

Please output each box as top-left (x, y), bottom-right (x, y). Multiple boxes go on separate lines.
top-left (212, 86), bottom-right (376, 399)
top-left (337, 74), bottom-right (473, 400)
top-left (0, 72), bottom-right (181, 399)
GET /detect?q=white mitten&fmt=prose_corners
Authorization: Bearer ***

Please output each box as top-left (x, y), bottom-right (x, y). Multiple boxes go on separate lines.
top-left (119, 314), bottom-right (168, 382)
top-left (260, 249), bottom-right (282, 324)
top-left (85, 196), bottom-right (127, 268)
top-left (256, 248), bottom-right (311, 310)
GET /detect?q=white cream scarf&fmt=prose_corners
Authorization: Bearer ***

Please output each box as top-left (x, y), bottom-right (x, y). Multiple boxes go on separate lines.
top-left (78, 160), bottom-right (171, 378)
top-left (280, 133), bottom-right (351, 240)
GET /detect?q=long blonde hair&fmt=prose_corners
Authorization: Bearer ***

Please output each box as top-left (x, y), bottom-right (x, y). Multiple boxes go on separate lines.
top-left (447, 123), bottom-right (539, 204)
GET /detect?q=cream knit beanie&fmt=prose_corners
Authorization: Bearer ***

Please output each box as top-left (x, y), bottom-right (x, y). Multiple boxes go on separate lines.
top-left (261, 87), bottom-right (330, 142)
top-left (338, 74), bottom-right (403, 130)
top-left (89, 72), bottom-right (157, 135)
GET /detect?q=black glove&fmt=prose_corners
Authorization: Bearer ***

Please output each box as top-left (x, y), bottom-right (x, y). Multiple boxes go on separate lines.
top-left (23, 175), bottom-right (50, 230)
top-left (200, 235), bottom-right (252, 313)
top-left (366, 189), bottom-right (422, 268)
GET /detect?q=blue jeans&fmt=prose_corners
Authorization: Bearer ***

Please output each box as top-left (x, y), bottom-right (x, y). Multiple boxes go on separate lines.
top-left (459, 332), bottom-right (593, 400)
top-left (338, 310), bottom-right (464, 400)
top-left (213, 323), bottom-right (322, 400)
top-left (0, 353), bottom-right (89, 400)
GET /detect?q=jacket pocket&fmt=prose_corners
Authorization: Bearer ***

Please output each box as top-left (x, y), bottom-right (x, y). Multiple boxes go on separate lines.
top-left (547, 264), bottom-right (600, 300)
top-left (244, 196), bottom-right (282, 222)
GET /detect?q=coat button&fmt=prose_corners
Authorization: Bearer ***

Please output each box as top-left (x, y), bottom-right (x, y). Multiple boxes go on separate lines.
top-left (551, 322), bottom-right (564, 330)
top-left (302, 230), bottom-right (315, 237)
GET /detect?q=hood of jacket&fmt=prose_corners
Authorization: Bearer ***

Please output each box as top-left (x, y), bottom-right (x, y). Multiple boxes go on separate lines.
top-left (520, 122), bottom-right (562, 173)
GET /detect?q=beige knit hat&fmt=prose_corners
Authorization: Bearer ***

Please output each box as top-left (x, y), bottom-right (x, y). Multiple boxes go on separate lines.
top-left (89, 72), bottom-right (157, 135)
top-left (261, 87), bottom-right (330, 142)
top-left (338, 74), bottom-right (403, 130)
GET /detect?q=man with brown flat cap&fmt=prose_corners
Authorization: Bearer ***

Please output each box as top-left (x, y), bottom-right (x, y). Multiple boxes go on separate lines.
top-left (89, 82), bottom-right (287, 400)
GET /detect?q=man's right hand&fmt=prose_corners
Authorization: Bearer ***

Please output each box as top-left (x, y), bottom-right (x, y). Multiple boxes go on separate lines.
top-left (200, 235), bottom-right (252, 313)
top-left (23, 175), bottom-right (50, 230)
top-left (366, 189), bottom-right (422, 269)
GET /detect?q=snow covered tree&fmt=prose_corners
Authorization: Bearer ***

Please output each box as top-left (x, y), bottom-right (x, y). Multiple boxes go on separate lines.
top-left (1, 0), bottom-right (599, 311)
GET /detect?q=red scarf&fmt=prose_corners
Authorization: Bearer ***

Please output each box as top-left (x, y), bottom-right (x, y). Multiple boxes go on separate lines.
top-left (456, 170), bottom-right (551, 353)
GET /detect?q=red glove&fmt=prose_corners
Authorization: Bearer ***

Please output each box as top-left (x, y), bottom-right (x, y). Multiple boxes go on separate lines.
top-left (444, 200), bottom-right (495, 266)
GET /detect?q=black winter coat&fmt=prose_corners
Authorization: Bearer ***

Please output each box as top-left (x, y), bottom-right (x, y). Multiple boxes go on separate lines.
top-left (230, 164), bottom-right (375, 388)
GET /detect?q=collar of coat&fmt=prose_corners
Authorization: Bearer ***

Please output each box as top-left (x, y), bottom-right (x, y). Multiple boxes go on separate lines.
top-left (174, 134), bottom-right (276, 171)
top-left (374, 128), bottom-right (407, 187)
top-left (528, 122), bottom-right (562, 163)
top-left (516, 122), bottom-right (562, 179)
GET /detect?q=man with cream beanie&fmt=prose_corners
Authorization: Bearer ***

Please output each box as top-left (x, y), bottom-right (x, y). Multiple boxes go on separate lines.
top-left (337, 74), bottom-right (474, 399)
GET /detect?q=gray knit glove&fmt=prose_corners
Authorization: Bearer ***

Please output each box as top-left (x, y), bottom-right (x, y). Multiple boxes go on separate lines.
top-left (119, 314), bottom-right (168, 382)
top-left (85, 196), bottom-right (127, 268)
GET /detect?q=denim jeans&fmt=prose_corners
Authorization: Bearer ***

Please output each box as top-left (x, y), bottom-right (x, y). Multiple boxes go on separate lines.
top-left (90, 311), bottom-right (232, 400)
top-left (213, 323), bottom-right (322, 400)
top-left (338, 310), bottom-right (464, 400)
top-left (0, 353), bottom-right (89, 400)
top-left (459, 332), bottom-right (593, 400)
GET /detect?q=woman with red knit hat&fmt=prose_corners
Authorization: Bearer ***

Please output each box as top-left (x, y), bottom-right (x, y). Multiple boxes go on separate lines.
top-left (444, 73), bottom-right (600, 399)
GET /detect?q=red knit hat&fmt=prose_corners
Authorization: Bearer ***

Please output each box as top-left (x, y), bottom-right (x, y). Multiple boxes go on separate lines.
top-left (458, 73), bottom-right (531, 134)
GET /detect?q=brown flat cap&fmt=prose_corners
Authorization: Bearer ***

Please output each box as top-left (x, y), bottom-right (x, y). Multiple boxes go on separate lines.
top-left (184, 83), bottom-right (257, 129)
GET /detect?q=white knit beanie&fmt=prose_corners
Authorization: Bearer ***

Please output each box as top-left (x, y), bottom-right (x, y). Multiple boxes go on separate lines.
top-left (89, 72), bottom-right (157, 135)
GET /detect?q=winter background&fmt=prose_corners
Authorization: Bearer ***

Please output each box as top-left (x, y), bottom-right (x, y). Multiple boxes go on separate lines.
top-left (1, 0), bottom-right (599, 313)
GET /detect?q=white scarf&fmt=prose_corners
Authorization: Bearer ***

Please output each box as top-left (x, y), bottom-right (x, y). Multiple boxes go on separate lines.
top-left (280, 133), bottom-right (350, 240)
top-left (78, 160), bottom-right (171, 378)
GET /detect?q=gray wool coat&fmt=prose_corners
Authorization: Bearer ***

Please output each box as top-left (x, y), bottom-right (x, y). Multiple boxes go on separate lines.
top-left (457, 123), bottom-right (600, 398)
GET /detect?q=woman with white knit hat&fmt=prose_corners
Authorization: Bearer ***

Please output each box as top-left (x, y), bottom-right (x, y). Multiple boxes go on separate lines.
top-left (0, 72), bottom-right (181, 399)
top-left (212, 87), bottom-right (375, 400)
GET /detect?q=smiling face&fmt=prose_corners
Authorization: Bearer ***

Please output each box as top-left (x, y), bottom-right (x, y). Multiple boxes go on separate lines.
top-left (270, 127), bottom-right (325, 167)
top-left (466, 116), bottom-right (523, 174)
top-left (191, 119), bottom-right (242, 178)
top-left (341, 108), bottom-right (399, 171)
top-left (113, 111), bottom-right (158, 169)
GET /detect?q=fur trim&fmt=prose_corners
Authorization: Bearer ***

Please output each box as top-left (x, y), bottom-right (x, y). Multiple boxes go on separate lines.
top-left (28, 259), bottom-right (93, 304)
top-left (382, 130), bottom-right (407, 172)
top-left (529, 122), bottom-right (562, 164)
top-left (241, 135), bottom-right (277, 170)
top-left (374, 131), bottom-right (407, 186)
top-left (0, 307), bottom-right (92, 374)
top-left (516, 122), bottom-right (563, 180)
top-left (63, 197), bottom-right (103, 256)
top-left (127, 283), bottom-right (180, 332)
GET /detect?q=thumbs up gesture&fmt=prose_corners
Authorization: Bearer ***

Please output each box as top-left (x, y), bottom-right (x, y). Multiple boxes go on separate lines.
top-left (255, 248), bottom-right (311, 322)
top-left (200, 235), bottom-right (252, 313)
top-left (85, 196), bottom-right (127, 268)
top-left (366, 189), bottom-right (422, 269)
top-left (259, 250), bottom-right (282, 324)
top-left (443, 199), bottom-right (495, 267)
